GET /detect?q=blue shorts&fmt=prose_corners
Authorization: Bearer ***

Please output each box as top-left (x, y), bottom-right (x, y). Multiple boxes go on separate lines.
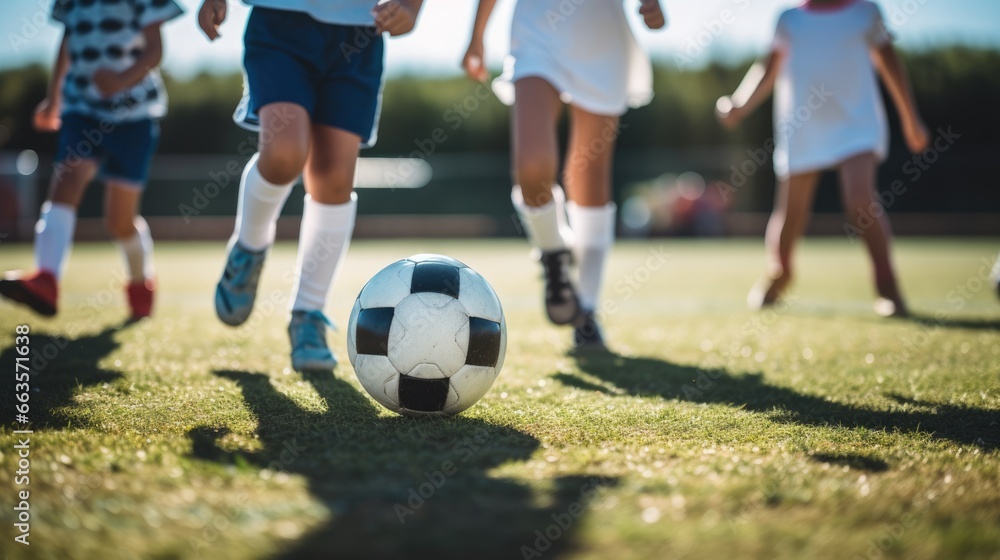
top-left (56, 113), bottom-right (159, 187)
top-left (236, 7), bottom-right (386, 148)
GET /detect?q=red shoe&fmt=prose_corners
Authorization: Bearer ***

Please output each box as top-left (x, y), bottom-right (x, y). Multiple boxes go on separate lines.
top-left (0, 270), bottom-right (59, 316)
top-left (126, 278), bottom-right (155, 320)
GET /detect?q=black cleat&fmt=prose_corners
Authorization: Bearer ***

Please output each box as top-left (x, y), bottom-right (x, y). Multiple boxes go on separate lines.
top-left (539, 250), bottom-right (580, 325)
top-left (572, 310), bottom-right (607, 351)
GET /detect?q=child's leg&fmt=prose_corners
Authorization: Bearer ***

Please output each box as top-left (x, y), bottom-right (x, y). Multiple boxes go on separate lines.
top-left (0, 158), bottom-right (97, 316)
top-left (837, 152), bottom-right (907, 315)
top-left (511, 77), bottom-right (570, 250)
top-left (284, 124), bottom-right (359, 372)
top-left (288, 124), bottom-right (359, 313)
top-left (563, 106), bottom-right (619, 313)
top-left (105, 182), bottom-right (153, 282)
top-left (37, 159), bottom-right (99, 278)
top-left (561, 107), bottom-right (619, 349)
top-left (233, 103), bottom-right (309, 251)
top-left (750, 171), bottom-right (820, 308)
top-left (106, 181), bottom-right (156, 319)
top-left (511, 77), bottom-right (580, 326)
top-left (216, 104), bottom-right (309, 327)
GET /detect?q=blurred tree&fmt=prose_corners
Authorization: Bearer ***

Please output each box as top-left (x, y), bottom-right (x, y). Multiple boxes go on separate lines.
top-left (0, 47), bottom-right (997, 215)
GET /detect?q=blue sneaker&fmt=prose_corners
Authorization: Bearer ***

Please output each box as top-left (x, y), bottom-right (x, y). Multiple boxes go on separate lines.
top-left (215, 241), bottom-right (268, 326)
top-left (289, 310), bottom-right (338, 372)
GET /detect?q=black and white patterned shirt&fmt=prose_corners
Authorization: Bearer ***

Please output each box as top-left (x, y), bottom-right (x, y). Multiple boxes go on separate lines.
top-left (52, 0), bottom-right (183, 123)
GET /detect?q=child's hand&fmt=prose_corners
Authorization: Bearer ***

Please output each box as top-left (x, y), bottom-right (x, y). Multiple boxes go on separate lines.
top-left (374, 0), bottom-right (420, 37)
top-left (715, 96), bottom-right (743, 129)
top-left (463, 41), bottom-right (488, 83)
top-left (33, 99), bottom-right (61, 132)
top-left (903, 117), bottom-right (930, 153)
top-left (93, 68), bottom-right (127, 97)
top-left (198, 0), bottom-right (227, 41)
top-left (639, 0), bottom-right (666, 30)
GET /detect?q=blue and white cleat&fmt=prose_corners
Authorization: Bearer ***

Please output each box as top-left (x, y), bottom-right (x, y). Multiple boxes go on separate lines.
top-left (991, 251), bottom-right (1000, 301)
top-left (215, 241), bottom-right (268, 326)
top-left (289, 310), bottom-right (338, 372)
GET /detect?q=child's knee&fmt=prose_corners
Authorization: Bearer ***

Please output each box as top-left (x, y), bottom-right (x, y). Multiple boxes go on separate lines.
top-left (258, 144), bottom-right (307, 185)
top-left (104, 215), bottom-right (137, 240)
top-left (515, 151), bottom-right (557, 188)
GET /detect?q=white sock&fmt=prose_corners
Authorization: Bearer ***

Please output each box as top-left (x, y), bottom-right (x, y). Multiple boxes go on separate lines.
top-left (34, 201), bottom-right (76, 279)
top-left (567, 202), bottom-right (616, 311)
top-left (289, 193), bottom-right (357, 312)
top-left (511, 186), bottom-right (573, 251)
top-left (233, 153), bottom-right (294, 252)
top-left (116, 216), bottom-right (154, 282)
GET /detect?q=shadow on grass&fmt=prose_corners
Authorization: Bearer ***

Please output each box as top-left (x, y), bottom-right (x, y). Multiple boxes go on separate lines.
top-left (564, 352), bottom-right (999, 452)
top-left (0, 325), bottom-right (126, 428)
top-left (809, 453), bottom-right (889, 472)
top-left (189, 369), bottom-right (614, 560)
top-left (906, 313), bottom-right (1000, 332)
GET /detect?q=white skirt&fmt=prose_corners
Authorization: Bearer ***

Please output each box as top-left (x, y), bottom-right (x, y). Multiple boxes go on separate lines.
top-left (492, 0), bottom-right (654, 117)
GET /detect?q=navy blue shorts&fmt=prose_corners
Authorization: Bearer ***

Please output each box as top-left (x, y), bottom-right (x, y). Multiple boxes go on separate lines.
top-left (236, 7), bottom-right (386, 148)
top-left (56, 113), bottom-right (159, 187)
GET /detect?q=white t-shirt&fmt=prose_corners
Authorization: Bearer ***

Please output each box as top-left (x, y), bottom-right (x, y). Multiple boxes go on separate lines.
top-left (244, 0), bottom-right (378, 26)
top-left (492, 0), bottom-right (656, 116)
top-left (771, 0), bottom-right (893, 177)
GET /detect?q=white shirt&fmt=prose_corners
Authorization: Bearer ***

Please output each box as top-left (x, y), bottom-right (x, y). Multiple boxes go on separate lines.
top-left (493, 0), bottom-right (656, 116)
top-left (244, 0), bottom-right (378, 26)
top-left (771, 0), bottom-right (893, 177)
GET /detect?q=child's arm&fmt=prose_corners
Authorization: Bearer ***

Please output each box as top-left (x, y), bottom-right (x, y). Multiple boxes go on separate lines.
top-left (198, 0), bottom-right (227, 41)
top-left (374, 0), bottom-right (424, 36)
top-left (639, 0), bottom-right (666, 30)
top-left (463, 0), bottom-right (498, 82)
top-left (715, 49), bottom-right (784, 129)
top-left (92, 24), bottom-right (164, 98)
top-left (871, 43), bottom-right (929, 153)
top-left (34, 32), bottom-right (70, 132)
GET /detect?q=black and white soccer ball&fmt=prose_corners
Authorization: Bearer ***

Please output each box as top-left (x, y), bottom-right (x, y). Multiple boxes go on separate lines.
top-left (347, 254), bottom-right (506, 416)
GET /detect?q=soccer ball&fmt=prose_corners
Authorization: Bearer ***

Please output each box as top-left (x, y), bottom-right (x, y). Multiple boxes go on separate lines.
top-left (347, 254), bottom-right (506, 416)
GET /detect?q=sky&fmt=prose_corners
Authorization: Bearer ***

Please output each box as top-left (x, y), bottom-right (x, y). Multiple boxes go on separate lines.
top-left (2, 0), bottom-right (999, 79)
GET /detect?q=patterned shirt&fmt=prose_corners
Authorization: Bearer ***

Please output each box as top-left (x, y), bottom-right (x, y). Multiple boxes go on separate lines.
top-left (52, 0), bottom-right (183, 122)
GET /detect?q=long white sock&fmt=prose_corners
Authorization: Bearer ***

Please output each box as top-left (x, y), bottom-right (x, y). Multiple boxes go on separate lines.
top-left (567, 202), bottom-right (616, 311)
top-left (511, 186), bottom-right (573, 251)
top-left (116, 216), bottom-right (154, 282)
top-left (34, 201), bottom-right (76, 279)
top-left (289, 193), bottom-right (357, 312)
top-left (233, 153), bottom-right (294, 252)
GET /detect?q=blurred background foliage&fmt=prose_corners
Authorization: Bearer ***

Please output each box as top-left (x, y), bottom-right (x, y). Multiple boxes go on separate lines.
top-left (0, 47), bottom-right (998, 223)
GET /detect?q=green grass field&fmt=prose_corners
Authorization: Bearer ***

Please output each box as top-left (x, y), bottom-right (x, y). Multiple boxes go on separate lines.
top-left (1, 238), bottom-right (998, 560)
